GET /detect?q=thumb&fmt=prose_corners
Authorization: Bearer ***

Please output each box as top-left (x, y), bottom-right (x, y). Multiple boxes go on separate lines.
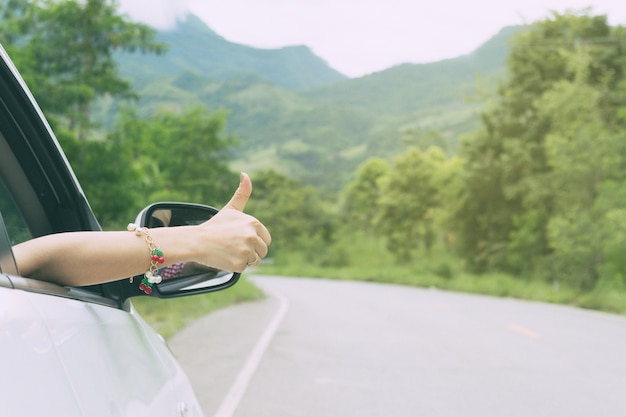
top-left (223, 172), bottom-right (252, 212)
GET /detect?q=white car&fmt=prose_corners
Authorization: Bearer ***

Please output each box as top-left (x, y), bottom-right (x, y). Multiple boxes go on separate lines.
top-left (0, 44), bottom-right (238, 417)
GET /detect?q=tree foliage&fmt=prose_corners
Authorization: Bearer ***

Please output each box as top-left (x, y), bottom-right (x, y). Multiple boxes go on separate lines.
top-left (452, 10), bottom-right (626, 287)
top-left (110, 106), bottom-right (238, 205)
top-left (337, 10), bottom-right (626, 291)
top-left (246, 170), bottom-right (334, 255)
top-left (1, 0), bottom-right (241, 229)
top-left (0, 0), bottom-right (167, 138)
top-left (341, 157), bottom-right (389, 232)
top-left (374, 147), bottom-right (447, 261)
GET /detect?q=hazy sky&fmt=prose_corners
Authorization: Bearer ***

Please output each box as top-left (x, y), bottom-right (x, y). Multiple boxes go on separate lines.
top-left (118, 0), bottom-right (626, 77)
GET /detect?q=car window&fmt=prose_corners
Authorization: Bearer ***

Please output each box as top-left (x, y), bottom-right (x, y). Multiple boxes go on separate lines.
top-left (0, 177), bottom-right (32, 245)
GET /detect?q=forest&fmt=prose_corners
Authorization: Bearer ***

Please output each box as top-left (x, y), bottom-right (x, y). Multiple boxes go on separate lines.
top-left (1, 0), bottom-right (625, 313)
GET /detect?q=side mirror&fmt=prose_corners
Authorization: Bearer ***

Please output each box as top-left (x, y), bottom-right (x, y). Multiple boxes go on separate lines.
top-left (129, 202), bottom-right (240, 298)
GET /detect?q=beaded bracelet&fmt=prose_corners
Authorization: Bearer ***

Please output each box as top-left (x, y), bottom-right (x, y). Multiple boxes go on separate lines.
top-left (127, 223), bottom-right (165, 295)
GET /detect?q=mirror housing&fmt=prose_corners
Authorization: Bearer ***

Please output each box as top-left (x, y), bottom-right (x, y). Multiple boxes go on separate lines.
top-left (128, 202), bottom-right (240, 299)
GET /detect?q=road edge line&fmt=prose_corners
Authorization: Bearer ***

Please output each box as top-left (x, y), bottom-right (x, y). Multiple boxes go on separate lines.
top-left (212, 293), bottom-right (289, 417)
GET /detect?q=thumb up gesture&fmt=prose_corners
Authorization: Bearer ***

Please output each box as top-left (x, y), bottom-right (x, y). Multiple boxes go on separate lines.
top-left (197, 173), bottom-right (272, 272)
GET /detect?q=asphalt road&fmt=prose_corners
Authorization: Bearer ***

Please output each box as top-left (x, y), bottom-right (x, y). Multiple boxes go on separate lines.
top-left (168, 275), bottom-right (626, 417)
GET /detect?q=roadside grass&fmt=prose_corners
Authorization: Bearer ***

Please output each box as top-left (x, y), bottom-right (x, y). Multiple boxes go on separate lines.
top-left (133, 232), bottom-right (626, 339)
top-left (259, 231), bottom-right (626, 315)
top-left (576, 288), bottom-right (626, 313)
top-left (131, 275), bottom-right (264, 339)
top-left (258, 259), bottom-right (583, 306)
top-left (259, 260), bottom-right (626, 314)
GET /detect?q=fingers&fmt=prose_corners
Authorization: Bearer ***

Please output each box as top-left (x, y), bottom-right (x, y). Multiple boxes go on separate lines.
top-left (223, 172), bottom-right (252, 212)
top-left (256, 232), bottom-right (270, 258)
top-left (245, 225), bottom-right (270, 267)
top-left (249, 236), bottom-right (270, 267)
top-left (211, 172), bottom-right (272, 270)
top-left (252, 219), bottom-right (271, 258)
top-left (247, 253), bottom-right (262, 267)
top-left (256, 221), bottom-right (272, 247)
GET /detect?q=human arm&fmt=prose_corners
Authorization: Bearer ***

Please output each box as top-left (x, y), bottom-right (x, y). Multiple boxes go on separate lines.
top-left (12, 173), bottom-right (271, 286)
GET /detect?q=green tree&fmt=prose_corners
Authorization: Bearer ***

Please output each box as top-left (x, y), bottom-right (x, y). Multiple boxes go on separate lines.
top-left (66, 106), bottom-right (238, 229)
top-left (0, 0), bottom-right (34, 55)
top-left (455, 10), bottom-right (626, 274)
top-left (596, 183), bottom-right (626, 289)
top-left (1, 0), bottom-right (167, 139)
top-left (536, 52), bottom-right (626, 288)
top-left (376, 147), bottom-right (446, 261)
top-left (59, 124), bottom-right (143, 229)
top-left (1, 1), bottom-right (244, 230)
top-left (246, 170), bottom-right (333, 256)
top-left (341, 158), bottom-right (389, 232)
top-left (110, 106), bottom-right (237, 207)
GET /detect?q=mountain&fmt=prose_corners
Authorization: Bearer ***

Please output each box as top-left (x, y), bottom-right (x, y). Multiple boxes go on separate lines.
top-left (304, 25), bottom-right (516, 115)
top-left (115, 14), bottom-right (346, 91)
top-left (108, 16), bottom-right (519, 193)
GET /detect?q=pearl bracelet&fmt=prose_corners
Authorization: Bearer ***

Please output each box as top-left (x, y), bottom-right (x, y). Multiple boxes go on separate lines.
top-left (127, 223), bottom-right (165, 295)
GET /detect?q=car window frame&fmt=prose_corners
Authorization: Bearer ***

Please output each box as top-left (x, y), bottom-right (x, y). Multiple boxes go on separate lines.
top-left (0, 44), bottom-right (133, 307)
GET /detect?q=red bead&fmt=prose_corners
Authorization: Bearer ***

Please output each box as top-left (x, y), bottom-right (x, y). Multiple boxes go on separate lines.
top-left (158, 257), bottom-right (165, 264)
top-left (151, 254), bottom-right (159, 262)
top-left (144, 287), bottom-right (152, 295)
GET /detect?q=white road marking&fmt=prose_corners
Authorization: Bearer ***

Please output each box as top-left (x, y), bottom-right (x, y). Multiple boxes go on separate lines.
top-left (212, 293), bottom-right (289, 417)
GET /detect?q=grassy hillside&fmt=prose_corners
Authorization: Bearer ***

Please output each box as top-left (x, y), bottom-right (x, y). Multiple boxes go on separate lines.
top-left (107, 16), bottom-right (519, 193)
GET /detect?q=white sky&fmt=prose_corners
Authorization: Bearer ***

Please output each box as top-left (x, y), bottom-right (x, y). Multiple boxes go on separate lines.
top-left (118, 0), bottom-right (626, 77)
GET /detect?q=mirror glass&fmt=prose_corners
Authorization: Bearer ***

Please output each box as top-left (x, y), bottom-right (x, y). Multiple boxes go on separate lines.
top-left (134, 202), bottom-right (240, 297)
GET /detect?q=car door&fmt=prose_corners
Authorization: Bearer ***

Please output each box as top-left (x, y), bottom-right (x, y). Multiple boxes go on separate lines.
top-left (0, 44), bottom-right (204, 416)
top-left (0, 281), bottom-right (200, 417)
top-left (0, 262), bottom-right (203, 417)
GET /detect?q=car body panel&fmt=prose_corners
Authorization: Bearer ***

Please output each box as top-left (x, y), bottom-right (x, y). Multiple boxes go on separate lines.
top-left (0, 279), bottom-right (204, 417)
top-left (0, 286), bottom-right (83, 415)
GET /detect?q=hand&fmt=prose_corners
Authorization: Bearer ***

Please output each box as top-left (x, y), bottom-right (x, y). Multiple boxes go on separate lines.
top-left (196, 173), bottom-right (272, 272)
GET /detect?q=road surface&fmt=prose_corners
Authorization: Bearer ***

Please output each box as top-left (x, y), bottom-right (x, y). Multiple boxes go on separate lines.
top-left (168, 275), bottom-right (626, 417)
